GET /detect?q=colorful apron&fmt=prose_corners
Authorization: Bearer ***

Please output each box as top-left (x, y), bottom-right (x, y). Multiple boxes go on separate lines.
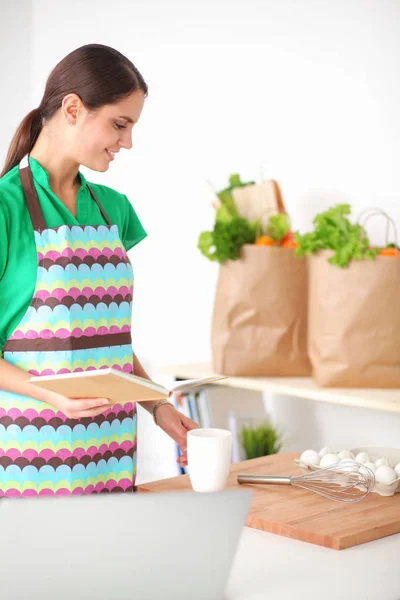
top-left (0, 156), bottom-right (137, 497)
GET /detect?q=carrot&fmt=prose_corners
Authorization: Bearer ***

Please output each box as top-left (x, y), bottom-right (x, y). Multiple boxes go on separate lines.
top-left (255, 236), bottom-right (277, 246)
top-left (378, 247), bottom-right (399, 257)
top-left (281, 240), bottom-right (298, 248)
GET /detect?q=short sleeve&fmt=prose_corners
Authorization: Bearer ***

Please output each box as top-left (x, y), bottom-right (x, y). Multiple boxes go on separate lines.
top-left (121, 195), bottom-right (147, 251)
top-left (0, 202), bottom-right (8, 280)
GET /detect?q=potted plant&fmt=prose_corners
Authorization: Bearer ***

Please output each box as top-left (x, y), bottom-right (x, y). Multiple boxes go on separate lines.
top-left (239, 419), bottom-right (283, 460)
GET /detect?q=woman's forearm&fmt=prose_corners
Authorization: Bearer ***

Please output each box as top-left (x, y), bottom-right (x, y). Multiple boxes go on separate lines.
top-left (0, 358), bottom-right (116, 419)
top-left (0, 357), bottom-right (57, 403)
top-left (0, 353), bottom-right (163, 415)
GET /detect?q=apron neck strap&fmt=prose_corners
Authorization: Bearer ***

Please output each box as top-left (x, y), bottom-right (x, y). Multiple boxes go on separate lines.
top-left (19, 158), bottom-right (46, 231)
top-left (87, 185), bottom-right (112, 226)
top-left (19, 157), bottom-right (113, 230)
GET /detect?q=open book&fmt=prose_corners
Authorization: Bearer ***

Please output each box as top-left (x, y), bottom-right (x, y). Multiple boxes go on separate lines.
top-left (29, 368), bottom-right (228, 406)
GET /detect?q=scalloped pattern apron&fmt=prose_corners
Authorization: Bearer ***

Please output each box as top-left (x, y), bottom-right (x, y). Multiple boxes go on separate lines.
top-left (0, 156), bottom-right (137, 496)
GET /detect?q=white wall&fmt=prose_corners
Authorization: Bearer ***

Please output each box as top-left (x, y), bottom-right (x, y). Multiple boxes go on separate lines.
top-left (264, 391), bottom-right (400, 455)
top-left (1, 0), bottom-right (399, 481)
top-left (28, 0), bottom-right (400, 373)
top-left (0, 0), bottom-right (33, 166)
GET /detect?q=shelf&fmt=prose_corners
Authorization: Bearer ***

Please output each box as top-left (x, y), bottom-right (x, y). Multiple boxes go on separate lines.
top-left (159, 363), bottom-right (400, 414)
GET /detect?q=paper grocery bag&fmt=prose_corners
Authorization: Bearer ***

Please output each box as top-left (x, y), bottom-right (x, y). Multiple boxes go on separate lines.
top-left (232, 180), bottom-right (285, 232)
top-left (308, 250), bottom-right (400, 388)
top-left (211, 245), bottom-right (311, 376)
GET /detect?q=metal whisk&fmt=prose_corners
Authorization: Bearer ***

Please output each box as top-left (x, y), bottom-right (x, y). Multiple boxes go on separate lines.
top-left (237, 460), bottom-right (375, 503)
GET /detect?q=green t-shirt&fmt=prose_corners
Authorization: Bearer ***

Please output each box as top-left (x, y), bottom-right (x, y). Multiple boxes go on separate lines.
top-left (0, 156), bottom-right (147, 350)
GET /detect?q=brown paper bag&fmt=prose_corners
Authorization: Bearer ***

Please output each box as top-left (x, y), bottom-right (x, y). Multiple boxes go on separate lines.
top-left (232, 180), bottom-right (285, 232)
top-left (211, 245), bottom-right (311, 376)
top-left (308, 250), bottom-right (400, 388)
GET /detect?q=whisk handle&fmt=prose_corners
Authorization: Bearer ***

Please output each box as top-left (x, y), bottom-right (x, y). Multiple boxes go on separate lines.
top-left (237, 474), bottom-right (291, 485)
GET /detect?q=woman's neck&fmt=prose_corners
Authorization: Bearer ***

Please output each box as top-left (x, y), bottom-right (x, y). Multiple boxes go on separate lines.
top-left (30, 130), bottom-right (80, 194)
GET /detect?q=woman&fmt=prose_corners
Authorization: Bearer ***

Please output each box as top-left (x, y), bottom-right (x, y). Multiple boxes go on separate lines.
top-left (0, 43), bottom-right (197, 497)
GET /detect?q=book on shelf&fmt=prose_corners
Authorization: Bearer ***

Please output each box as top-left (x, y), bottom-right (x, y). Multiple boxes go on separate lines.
top-left (197, 389), bottom-right (212, 428)
top-left (175, 390), bottom-right (213, 429)
top-left (173, 388), bottom-right (215, 475)
top-left (187, 392), bottom-right (199, 423)
top-left (29, 368), bottom-right (228, 406)
top-left (227, 411), bottom-right (242, 463)
top-left (174, 392), bottom-right (188, 418)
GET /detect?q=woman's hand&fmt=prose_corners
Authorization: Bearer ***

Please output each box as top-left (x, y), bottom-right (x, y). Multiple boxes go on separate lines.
top-left (31, 388), bottom-right (111, 419)
top-left (155, 404), bottom-right (199, 468)
top-left (0, 359), bottom-right (112, 419)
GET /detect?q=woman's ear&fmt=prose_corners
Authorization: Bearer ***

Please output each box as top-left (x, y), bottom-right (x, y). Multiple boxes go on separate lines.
top-left (61, 93), bottom-right (82, 125)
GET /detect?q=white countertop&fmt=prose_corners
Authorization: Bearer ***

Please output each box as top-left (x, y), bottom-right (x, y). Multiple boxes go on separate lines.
top-left (1, 491), bottom-right (399, 599)
top-left (158, 362), bottom-right (400, 598)
top-left (227, 526), bottom-right (400, 600)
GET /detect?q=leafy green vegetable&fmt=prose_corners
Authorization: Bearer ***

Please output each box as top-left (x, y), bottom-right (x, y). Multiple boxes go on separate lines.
top-left (295, 204), bottom-right (378, 268)
top-left (198, 173), bottom-right (256, 263)
top-left (198, 217), bottom-right (257, 264)
top-left (226, 173), bottom-right (255, 193)
top-left (215, 193), bottom-right (238, 223)
top-left (239, 421), bottom-right (283, 460)
top-left (215, 173), bottom-right (255, 224)
top-left (197, 231), bottom-right (217, 261)
top-left (267, 213), bottom-right (290, 242)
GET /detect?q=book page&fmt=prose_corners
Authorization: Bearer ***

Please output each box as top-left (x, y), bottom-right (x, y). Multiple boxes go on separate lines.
top-left (171, 375), bottom-right (228, 393)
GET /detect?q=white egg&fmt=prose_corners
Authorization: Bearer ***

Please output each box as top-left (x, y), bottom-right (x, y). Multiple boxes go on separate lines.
top-left (337, 449), bottom-right (355, 460)
top-left (300, 449), bottom-right (320, 466)
top-left (355, 452), bottom-right (370, 464)
top-left (362, 462), bottom-right (376, 474)
top-left (319, 446), bottom-right (334, 458)
top-left (320, 453), bottom-right (339, 467)
top-left (358, 463), bottom-right (376, 478)
top-left (375, 456), bottom-right (390, 468)
top-left (375, 465), bottom-right (397, 485)
top-left (394, 463), bottom-right (400, 478)
top-left (337, 459), bottom-right (354, 472)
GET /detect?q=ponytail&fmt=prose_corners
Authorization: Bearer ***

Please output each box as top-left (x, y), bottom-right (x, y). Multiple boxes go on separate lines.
top-left (1, 44), bottom-right (147, 179)
top-left (0, 108), bottom-right (43, 178)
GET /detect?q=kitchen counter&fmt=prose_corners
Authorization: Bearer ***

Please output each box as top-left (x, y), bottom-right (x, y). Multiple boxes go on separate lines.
top-left (138, 453), bottom-right (400, 598)
top-left (138, 453), bottom-right (400, 550)
top-left (225, 525), bottom-right (400, 599)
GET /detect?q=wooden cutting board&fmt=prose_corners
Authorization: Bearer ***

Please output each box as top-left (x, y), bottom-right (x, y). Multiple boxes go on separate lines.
top-left (137, 452), bottom-right (400, 550)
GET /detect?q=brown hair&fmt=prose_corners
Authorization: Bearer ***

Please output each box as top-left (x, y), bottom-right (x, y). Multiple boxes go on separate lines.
top-left (1, 44), bottom-right (148, 177)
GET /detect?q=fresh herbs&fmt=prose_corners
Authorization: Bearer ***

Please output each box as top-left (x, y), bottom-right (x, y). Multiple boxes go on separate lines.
top-left (198, 174), bottom-right (258, 263)
top-left (199, 177), bottom-right (383, 267)
top-left (254, 213), bottom-right (295, 247)
top-left (295, 204), bottom-right (378, 268)
top-left (267, 213), bottom-right (290, 242)
top-left (198, 218), bottom-right (257, 263)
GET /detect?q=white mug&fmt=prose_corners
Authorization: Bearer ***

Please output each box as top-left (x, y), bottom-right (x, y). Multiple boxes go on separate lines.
top-left (187, 428), bottom-right (232, 493)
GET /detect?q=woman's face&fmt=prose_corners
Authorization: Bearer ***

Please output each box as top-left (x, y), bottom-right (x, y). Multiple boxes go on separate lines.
top-left (70, 90), bottom-right (146, 172)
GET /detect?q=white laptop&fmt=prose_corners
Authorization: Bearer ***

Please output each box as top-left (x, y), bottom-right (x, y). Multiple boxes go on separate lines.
top-left (0, 488), bottom-right (251, 600)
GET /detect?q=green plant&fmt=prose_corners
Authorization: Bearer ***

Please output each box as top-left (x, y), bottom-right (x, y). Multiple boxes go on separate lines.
top-left (267, 213), bottom-right (290, 242)
top-left (295, 203), bottom-right (378, 268)
top-left (198, 217), bottom-right (257, 263)
top-left (239, 421), bottom-right (283, 460)
top-left (198, 173), bottom-right (258, 263)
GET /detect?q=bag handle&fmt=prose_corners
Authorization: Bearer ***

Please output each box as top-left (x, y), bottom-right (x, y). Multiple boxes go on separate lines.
top-left (356, 207), bottom-right (399, 253)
